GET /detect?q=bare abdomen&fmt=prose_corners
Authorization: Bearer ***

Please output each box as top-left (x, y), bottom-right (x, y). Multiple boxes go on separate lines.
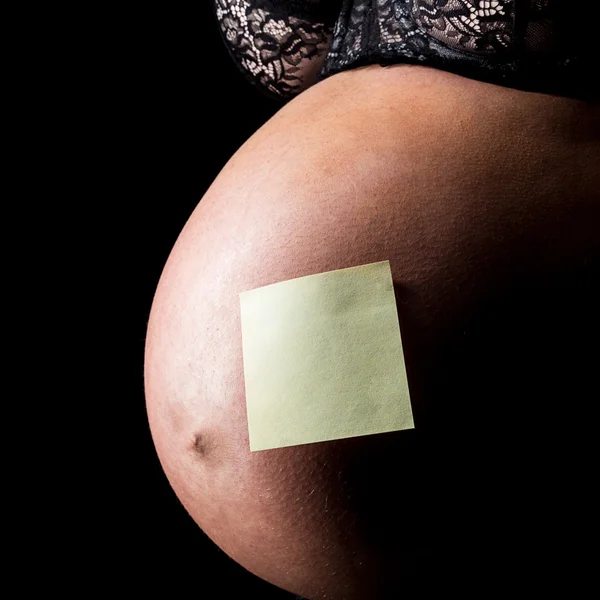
top-left (145, 65), bottom-right (599, 597)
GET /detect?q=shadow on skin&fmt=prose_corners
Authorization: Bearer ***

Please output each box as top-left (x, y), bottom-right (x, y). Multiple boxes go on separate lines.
top-left (390, 261), bottom-right (597, 578)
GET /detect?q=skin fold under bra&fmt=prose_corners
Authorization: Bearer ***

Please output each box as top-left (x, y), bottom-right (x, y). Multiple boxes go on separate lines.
top-left (213, 0), bottom-right (595, 101)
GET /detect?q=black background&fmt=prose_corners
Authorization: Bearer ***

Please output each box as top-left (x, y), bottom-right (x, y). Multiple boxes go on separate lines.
top-left (43, 1), bottom-right (599, 594)
top-left (34, 2), bottom-right (599, 593)
top-left (84, 4), bottom-right (296, 597)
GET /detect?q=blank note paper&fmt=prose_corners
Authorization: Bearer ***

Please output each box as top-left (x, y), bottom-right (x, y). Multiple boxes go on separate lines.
top-left (240, 260), bottom-right (414, 451)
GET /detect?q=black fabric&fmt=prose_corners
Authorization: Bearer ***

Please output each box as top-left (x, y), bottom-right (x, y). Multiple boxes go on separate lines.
top-left (214, 0), bottom-right (597, 101)
top-left (267, 0), bottom-right (344, 20)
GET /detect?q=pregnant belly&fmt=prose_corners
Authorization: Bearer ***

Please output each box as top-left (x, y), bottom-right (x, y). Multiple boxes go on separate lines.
top-left (145, 65), bottom-right (599, 597)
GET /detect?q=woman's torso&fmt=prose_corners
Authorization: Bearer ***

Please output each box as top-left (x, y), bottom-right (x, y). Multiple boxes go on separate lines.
top-left (145, 65), bottom-right (599, 597)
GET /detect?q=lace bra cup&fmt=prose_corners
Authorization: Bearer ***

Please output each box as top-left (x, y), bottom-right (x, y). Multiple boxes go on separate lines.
top-left (214, 1), bottom-right (595, 101)
top-left (213, 0), bottom-right (339, 99)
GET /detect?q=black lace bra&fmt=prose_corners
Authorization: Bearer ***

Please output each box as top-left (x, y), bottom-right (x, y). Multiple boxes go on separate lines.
top-left (214, 0), bottom-right (594, 101)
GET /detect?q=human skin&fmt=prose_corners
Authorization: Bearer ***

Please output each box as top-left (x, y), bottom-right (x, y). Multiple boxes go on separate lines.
top-left (145, 65), bottom-right (599, 597)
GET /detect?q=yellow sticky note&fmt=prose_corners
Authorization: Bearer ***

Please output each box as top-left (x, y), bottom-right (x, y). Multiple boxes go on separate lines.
top-left (240, 260), bottom-right (414, 451)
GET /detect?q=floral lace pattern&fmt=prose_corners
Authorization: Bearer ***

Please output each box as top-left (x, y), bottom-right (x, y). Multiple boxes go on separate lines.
top-left (215, 0), bottom-right (587, 100)
top-left (325, 0), bottom-right (515, 76)
top-left (214, 0), bottom-right (333, 99)
top-left (411, 1), bottom-right (513, 53)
